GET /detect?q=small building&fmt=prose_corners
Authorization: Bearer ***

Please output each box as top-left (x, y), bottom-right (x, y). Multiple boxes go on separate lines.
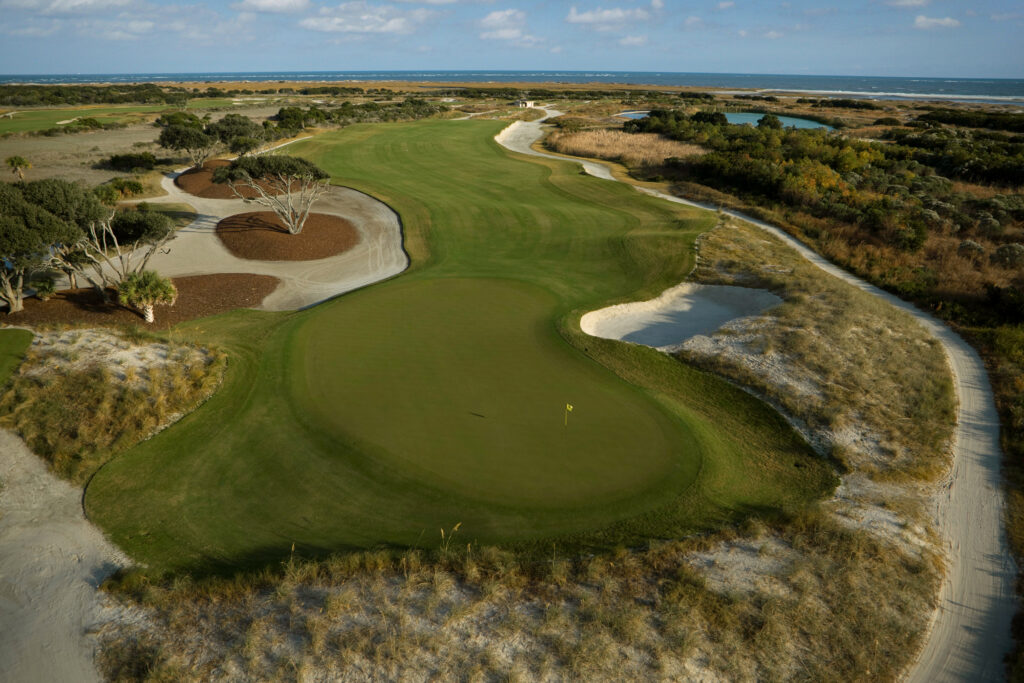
top-left (514, 99), bottom-right (536, 108)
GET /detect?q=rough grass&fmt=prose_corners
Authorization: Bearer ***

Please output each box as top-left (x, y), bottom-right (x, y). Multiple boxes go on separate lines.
top-left (0, 327), bottom-right (225, 484)
top-left (547, 129), bottom-right (704, 168)
top-left (0, 328), bottom-right (32, 387)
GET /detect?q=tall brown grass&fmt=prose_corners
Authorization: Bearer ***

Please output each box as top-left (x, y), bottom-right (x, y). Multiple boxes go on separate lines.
top-left (0, 330), bottom-right (225, 484)
top-left (547, 129), bottom-right (704, 168)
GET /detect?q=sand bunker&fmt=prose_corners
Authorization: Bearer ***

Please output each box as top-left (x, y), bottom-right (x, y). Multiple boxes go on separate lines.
top-left (580, 282), bottom-right (782, 351)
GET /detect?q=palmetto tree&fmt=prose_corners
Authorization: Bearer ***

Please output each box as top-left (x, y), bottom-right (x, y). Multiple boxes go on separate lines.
top-left (5, 156), bottom-right (30, 180)
top-left (117, 270), bottom-right (177, 323)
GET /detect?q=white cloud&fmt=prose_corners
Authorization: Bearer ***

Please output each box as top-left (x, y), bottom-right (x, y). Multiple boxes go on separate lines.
top-left (231, 0), bottom-right (308, 12)
top-left (887, 0), bottom-right (928, 6)
top-left (479, 8), bottom-right (542, 46)
top-left (74, 16), bottom-right (152, 39)
top-left (300, 1), bottom-right (433, 34)
top-left (913, 14), bottom-right (960, 29)
top-left (2, 20), bottom-right (60, 35)
top-left (763, 29), bottom-right (783, 38)
top-left (684, 15), bottom-right (702, 27)
top-left (737, 28), bottom-right (747, 36)
top-left (651, 0), bottom-right (663, 8)
top-left (716, 1), bottom-right (734, 9)
top-left (567, 5), bottom-right (650, 30)
top-left (619, 34), bottom-right (646, 46)
top-left (0, 0), bottom-right (129, 14)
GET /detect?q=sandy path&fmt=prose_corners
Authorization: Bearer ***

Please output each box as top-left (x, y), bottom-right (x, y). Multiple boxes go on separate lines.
top-left (143, 173), bottom-right (408, 311)
top-left (495, 110), bottom-right (1016, 681)
top-left (0, 430), bottom-right (132, 683)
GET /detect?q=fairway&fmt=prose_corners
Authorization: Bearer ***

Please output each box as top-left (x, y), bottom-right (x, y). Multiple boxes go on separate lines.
top-left (0, 330), bottom-right (31, 386)
top-left (86, 119), bottom-right (835, 574)
top-left (0, 104), bottom-right (172, 134)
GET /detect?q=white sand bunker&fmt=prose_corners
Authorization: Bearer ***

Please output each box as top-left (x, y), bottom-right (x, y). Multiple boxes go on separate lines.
top-left (580, 282), bottom-right (782, 351)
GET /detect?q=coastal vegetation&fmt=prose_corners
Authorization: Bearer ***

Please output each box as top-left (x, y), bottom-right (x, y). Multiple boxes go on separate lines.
top-left (585, 103), bottom-right (1024, 676)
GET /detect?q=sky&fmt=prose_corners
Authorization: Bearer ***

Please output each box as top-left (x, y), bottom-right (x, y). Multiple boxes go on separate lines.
top-left (0, 0), bottom-right (1022, 78)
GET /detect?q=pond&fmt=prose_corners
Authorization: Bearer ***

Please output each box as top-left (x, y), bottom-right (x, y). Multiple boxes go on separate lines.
top-left (580, 283), bottom-right (782, 352)
top-left (725, 112), bottom-right (833, 130)
top-left (616, 111), bottom-right (649, 120)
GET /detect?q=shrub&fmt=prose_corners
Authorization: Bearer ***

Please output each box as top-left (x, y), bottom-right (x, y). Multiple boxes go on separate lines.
top-left (104, 152), bottom-right (156, 172)
top-left (992, 243), bottom-right (1024, 269)
top-left (958, 239), bottom-right (985, 261)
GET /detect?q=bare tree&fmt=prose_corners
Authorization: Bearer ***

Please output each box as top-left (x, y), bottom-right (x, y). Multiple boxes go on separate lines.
top-left (57, 210), bottom-right (175, 295)
top-left (213, 155), bottom-right (329, 235)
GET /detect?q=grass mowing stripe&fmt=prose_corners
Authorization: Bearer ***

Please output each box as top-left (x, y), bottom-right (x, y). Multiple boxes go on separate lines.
top-left (85, 119), bottom-right (835, 575)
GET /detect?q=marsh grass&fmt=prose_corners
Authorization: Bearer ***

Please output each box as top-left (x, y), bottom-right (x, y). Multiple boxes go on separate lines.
top-left (547, 129), bottom-right (704, 168)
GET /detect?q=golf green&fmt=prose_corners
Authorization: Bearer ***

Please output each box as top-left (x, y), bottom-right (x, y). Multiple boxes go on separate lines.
top-left (294, 277), bottom-right (695, 508)
top-left (85, 119), bottom-right (835, 574)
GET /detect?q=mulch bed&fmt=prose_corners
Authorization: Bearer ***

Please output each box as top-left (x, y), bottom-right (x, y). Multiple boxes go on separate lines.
top-left (216, 211), bottom-right (360, 261)
top-left (2, 274), bottom-right (280, 331)
top-left (174, 159), bottom-right (277, 200)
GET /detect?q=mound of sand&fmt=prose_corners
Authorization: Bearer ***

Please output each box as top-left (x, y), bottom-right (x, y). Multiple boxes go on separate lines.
top-left (216, 211), bottom-right (360, 261)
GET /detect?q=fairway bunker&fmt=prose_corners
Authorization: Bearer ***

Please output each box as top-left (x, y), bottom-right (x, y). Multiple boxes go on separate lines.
top-left (581, 282), bottom-right (782, 351)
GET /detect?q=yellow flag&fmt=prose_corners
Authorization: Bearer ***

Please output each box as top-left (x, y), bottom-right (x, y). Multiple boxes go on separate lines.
top-left (566, 404), bottom-right (573, 412)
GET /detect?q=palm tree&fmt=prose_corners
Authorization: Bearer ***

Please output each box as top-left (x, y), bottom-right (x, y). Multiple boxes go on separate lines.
top-left (5, 156), bottom-right (30, 180)
top-left (117, 270), bottom-right (177, 323)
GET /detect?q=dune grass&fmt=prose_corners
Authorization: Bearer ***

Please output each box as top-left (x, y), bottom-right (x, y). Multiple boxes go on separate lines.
top-left (85, 119), bottom-right (835, 576)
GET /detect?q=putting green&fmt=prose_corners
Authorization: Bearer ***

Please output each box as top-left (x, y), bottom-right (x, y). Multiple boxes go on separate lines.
top-left (85, 119), bottom-right (835, 575)
top-left (295, 277), bottom-right (695, 508)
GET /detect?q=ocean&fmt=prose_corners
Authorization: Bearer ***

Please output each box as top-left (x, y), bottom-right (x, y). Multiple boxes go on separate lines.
top-left (2, 71), bottom-right (1023, 105)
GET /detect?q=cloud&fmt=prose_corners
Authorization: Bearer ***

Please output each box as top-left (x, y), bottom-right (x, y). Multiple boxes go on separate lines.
top-left (684, 15), bottom-right (702, 28)
top-left (300, 1), bottom-right (433, 34)
top-left (2, 19), bottom-right (60, 35)
top-left (737, 28), bottom-right (747, 36)
top-left (887, 0), bottom-right (928, 6)
top-left (0, 0), bottom-right (129, 14)
top-left (231, 0), bottom-right (308, 12)
top-left (618, 34), bottom-right (646, 46)
top-left (651, 0), bottom-right (663, 8)
top-left (479, 8), bottom-right (542, 46)
top-left (913, 14), bottom-right (960, 29)
top-left (764, 29), bottom-right (783, 38)
top-left (716, 1), bottom-right (733, 9)
top-left (74, 16), bottom-right (152, 39)
top-left (566, 5), bottom-right (650, 30)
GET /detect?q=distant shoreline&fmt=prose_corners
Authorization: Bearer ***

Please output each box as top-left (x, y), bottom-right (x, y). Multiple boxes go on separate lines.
top-left (2, 71), bottom-right (1023, 105)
